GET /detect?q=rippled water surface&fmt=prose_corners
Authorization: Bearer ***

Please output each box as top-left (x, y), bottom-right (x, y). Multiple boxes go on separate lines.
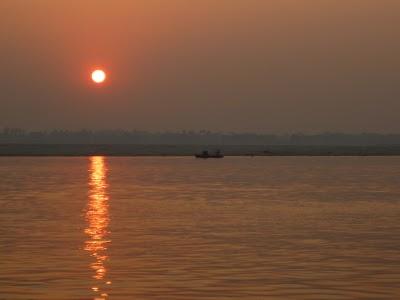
top-left (1, 157), bottom-right (400, 299)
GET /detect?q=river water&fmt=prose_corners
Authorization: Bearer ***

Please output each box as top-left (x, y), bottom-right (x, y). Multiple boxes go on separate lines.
top-left (1, 157), bottom-right (400, 299)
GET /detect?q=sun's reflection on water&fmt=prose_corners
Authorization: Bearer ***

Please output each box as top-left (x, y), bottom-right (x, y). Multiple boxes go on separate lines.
top-left (85, 156), bottom-right (111, 299)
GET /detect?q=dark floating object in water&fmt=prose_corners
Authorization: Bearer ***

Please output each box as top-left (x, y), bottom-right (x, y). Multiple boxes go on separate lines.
top-left (195, 150), bottom-right (224, 159)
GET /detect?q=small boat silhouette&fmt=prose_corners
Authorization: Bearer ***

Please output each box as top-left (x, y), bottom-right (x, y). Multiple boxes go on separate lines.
top-left (195, 150), bottom-right (224, 159)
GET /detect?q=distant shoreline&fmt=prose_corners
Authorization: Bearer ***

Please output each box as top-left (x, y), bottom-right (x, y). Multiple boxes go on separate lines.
top-left (1, 144), bottom-right (400, 156)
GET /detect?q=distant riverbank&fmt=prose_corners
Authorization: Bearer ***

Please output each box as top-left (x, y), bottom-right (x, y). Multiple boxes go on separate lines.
top-left (1, 144), bottom-right (400, 156)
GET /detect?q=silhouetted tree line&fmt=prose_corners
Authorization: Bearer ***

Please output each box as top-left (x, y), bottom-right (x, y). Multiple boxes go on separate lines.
top-left (1, 128), bottom-right (400, 145)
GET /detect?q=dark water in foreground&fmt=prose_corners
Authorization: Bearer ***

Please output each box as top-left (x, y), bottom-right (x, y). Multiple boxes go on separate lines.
top-left (1, 157), bottom-right (400, 299)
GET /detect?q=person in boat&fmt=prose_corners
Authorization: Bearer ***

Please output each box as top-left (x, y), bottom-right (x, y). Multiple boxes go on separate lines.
top-left (196, 149), bottom-right (224, 158)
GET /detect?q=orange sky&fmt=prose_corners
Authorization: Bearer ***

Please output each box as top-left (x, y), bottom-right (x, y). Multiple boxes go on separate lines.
top-left (1, 0), bottom-right (399, 132)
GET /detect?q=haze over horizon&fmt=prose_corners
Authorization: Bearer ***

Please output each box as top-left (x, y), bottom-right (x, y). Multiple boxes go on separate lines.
top-left (1, 1), bottom-right (399, 133)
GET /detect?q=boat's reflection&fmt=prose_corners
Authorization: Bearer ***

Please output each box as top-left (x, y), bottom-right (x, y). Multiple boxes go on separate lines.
top-left (85, 156), bottom-right (111, 299)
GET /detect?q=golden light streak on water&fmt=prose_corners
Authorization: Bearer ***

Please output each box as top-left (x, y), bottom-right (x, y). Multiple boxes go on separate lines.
top-left (85, 156), bottom-right (111, 299)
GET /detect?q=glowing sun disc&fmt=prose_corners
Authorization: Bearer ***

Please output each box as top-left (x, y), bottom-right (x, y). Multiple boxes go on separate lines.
top-left (91, 70), bottom-right (106, 84)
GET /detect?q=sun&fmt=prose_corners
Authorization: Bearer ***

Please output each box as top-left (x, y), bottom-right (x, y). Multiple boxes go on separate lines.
top-left (91, 69), bottom-right (106, 84)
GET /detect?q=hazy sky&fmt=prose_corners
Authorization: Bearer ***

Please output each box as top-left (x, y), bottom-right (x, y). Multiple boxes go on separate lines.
top-left (1, 0), bottom-right (399, 133)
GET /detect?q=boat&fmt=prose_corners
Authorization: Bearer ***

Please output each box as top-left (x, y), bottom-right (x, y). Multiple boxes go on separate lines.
top-left (195, 150), bottom-right (224, 159)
